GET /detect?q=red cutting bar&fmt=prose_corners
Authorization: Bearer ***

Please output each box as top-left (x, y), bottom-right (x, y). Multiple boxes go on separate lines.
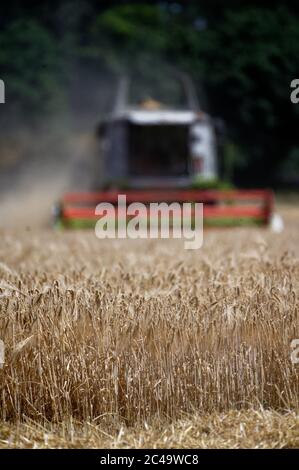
top-left (63, 206), bottom-right (266, 220)
top-left (63, 189), bottom-right (273, 204)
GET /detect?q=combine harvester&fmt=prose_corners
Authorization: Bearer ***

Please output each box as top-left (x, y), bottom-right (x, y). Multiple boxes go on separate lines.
top-left (55, 73), bottom-right (275, 230)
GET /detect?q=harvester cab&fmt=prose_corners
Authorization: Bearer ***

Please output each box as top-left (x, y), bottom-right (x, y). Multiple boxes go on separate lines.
top-left (97, 73), bottom-right (217, 189)
top-left (56, 73), bottom-right (274, 229)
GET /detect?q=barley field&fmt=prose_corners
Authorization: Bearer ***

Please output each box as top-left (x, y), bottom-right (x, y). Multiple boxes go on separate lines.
top-left (0, 204), bottom-right (298, 448)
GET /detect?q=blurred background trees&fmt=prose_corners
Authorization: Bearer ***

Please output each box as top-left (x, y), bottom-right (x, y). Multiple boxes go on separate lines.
top-left (1, 0), bottom-right (299, 187)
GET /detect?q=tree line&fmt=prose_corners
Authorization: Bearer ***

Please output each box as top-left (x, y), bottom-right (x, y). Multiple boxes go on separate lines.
top-left (1, 1), bottom-right (299, 186)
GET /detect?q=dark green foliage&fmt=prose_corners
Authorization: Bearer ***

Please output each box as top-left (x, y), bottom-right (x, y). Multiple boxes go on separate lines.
top-left (0, 18), bottom-right (66, 116)
top-left (0, 1), bottom-right (298, 185)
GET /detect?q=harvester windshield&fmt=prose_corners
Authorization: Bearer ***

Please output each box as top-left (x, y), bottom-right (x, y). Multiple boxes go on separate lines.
top-left (128, 123), bottom-right (189, 177)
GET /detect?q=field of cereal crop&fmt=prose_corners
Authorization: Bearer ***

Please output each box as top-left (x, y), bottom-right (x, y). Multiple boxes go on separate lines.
top-left (0, 204), bottom-right (298, 448)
